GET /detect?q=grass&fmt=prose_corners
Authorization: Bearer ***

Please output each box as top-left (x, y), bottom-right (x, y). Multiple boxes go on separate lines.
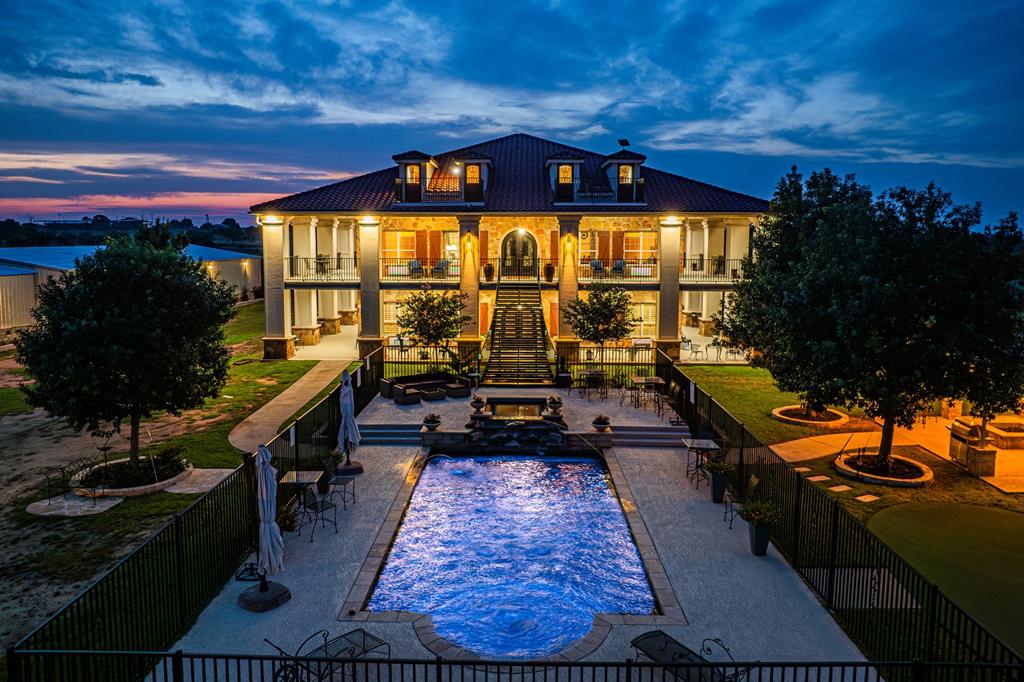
top-left (869, 502), bottom-right (1024, 654)
top-left (276, 359), bottom-right (361, 434)
top-left (0, 386), bottom-right (32, 416)
top-left (679, 364), bottom-right (874, 444)
top-left (222, 301), bottom-right (266, 346)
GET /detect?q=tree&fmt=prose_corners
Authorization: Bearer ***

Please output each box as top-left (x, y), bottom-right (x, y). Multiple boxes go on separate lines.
top-left (16, 236), bottom-right (237, 460)
top-left (395, 289), bottom-right (470, 347)
top-left (945, 212), bottom-right (1024, 446)
top-left (563, 282), bottom-right (634, 348)
top-left (719, 168), bottom-right (986, 467)
top-left (135, 220), bottom-right (189, 250)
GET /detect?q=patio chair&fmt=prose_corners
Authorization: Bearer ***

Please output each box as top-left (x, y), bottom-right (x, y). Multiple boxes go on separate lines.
top-left (297, 487), bottom-right (337, 543)
top-left (265, 628), bottom-right (390, 682)
top-left (590, 259), bottom-right (605, 277)
top-left (431, 258), bottom-right (449, 277)
top-left (688, 344), bottom-right (705, 360)
top-left (328, 473), bottom-right (356, 510)
top-left (611, 259), bottom-right (626, 277)
top-left (724, 474), bottom-right (760, 529)
top-left (631, 630), bottom-right (750, 682)
top-left (407, 259), bottom-right (423, 277)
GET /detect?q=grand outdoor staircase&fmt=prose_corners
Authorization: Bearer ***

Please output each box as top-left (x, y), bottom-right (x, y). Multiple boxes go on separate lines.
top-left (482, 281), bottom-right (554, 385)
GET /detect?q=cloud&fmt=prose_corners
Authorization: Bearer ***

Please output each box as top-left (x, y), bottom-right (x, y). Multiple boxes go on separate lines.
top-left (0, 192), bottom-right (279, 218)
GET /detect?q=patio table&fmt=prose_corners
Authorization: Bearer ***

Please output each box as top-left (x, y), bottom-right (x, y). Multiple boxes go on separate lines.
top-left (630, 375), bottom-right (664, 408)
top-left (279, 470), bottom-right (324, 489)
top-left (681, 438), bottom-right (720, 487)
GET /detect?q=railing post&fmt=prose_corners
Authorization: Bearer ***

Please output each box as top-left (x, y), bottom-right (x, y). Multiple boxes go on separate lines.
top-left (435, 655), bottom-right (443, 682)
top-left (925, 583), bottom-right (940, 662)
top-left (172, 649), bottom-right (185, 682)
top-left (826, 501), bottom-right (840, 608)
top-left (6, 647), bottom-right (21, 682)
top-left (625, 658), bottom-right (634, 682)
top-left (737, 426), bottom-right (747, 497)
top-left (791, 474), bottom-right (803, 568)
top-left (174, 514), bottom-right (187, 628)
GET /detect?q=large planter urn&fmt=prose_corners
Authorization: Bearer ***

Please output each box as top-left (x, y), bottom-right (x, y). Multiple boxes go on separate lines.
top-left (747, 522), bottom-right (773, 556)
top-left (543, 262), bottom-right (556, 282)
top-left (710, 472), bottom-right (728, 503)
top-left (423, 419), bottom-right (441, 432)
top-left (592, 418), bottom-right (611, 432)
top-left (483, 262), bottom-right (495, 282)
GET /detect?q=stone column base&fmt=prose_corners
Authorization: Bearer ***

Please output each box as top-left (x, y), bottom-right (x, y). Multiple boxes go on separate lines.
top-left (293, 325), bottom-right (322, 347)
top-left (357, 337), bottom-right (384, 357)
top-left (319, 316), bottom-right (342, 335)
top-left (698, 318), bottom-right (716, 337)
top-left (338, 309), bottom-right (358, 325)
top-left (656, 339), bottom-right (681, 361)
top-left (262, 336), bottom-right (295, 360)
top-left (554, 338), bottom-right (581, 354)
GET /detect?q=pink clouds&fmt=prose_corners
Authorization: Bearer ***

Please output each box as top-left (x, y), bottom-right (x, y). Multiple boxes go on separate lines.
top-left (0, 192), bottom-right (281, 220)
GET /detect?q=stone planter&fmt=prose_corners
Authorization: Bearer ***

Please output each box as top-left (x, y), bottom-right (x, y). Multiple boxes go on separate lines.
top-left (592, 420), bottom-right (610, 432)
top-left (834, 453), bottom-right (934, 488)
top-left (748, 522), bottom-right (772, 556)
top-left (710, 472), bottom-right (728, 503)
top-left (770, 405), bottom-right (850, 428)
top-left (423, 421), bottom-right (441, 432)
top-left (75, 459), bottom-right (193, 498)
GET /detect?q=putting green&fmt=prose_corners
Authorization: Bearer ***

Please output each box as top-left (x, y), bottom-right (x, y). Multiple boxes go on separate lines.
top-left (869, 502), bottom-right (1024, 654)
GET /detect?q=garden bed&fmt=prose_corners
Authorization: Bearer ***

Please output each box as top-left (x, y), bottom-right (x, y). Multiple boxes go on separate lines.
top-left (834, 452), bottom-right (933, 488)
top-left (76, 457), bottom-right (193, 497)
top-left (772, 404), bottom-right (850, 428)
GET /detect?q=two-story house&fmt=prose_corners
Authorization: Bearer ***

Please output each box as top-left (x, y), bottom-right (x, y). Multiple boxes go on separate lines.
top-left (251, 133), bottom-right (768, 383)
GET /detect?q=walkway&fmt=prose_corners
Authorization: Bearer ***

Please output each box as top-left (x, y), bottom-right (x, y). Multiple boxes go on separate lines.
top-left (227, 360), bottom-right (348, 453)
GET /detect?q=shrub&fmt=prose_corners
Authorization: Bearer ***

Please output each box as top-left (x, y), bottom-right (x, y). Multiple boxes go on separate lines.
top-left (739, 500), bottom-right (782, 526)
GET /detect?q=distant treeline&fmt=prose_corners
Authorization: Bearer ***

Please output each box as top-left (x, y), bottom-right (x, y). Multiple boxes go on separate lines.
top-left (0, 216), bottom-right (261, 249)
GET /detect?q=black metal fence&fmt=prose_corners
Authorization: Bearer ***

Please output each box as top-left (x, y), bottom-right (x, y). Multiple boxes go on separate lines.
top-left (287, 256), bottom-right (359, 281)
top-left (653, 350), bottom-right (1023, 666)
top-left (379, 258), bottom-right (460, 282)
top-left (557, 346), bottom-right (656, 387)
top-left (7, 651), bottom-right (1024, 682)
top-left (11, 462), bottom-right (256, 658)
top-left (679, 256), bottom-right (743, 283)
top-left (382, 345), bottom-right (480, 379)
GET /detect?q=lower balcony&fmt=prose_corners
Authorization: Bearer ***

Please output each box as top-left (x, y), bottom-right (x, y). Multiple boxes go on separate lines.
top-left (380, 257), bottom-right (461, 283)
top-left (286, 256), bottom-right (359, 282)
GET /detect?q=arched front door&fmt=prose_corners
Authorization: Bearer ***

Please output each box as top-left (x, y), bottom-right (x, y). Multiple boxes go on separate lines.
top-left (500, 229), bottom-right (538, 279)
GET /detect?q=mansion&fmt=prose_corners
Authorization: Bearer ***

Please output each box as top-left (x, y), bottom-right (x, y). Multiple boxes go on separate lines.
top-left (251, 133), bottom-right (768, 381)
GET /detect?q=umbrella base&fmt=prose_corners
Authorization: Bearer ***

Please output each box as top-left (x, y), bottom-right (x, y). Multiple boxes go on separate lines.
top-left (335, 461), bottom-right (364, 476)
top-left (238, 581), bottom-right (291, 612)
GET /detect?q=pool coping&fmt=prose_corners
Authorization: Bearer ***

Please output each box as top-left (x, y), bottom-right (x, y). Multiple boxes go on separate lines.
top-left (337, 448), bottom-right (687, 661)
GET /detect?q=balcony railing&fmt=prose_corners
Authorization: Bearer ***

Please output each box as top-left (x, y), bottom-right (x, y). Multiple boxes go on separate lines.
top-left (380, 257), bottom-right (460, 283)
top-left (287, 256), bottom-right (359, 282)
top-left (680, 256), bottom-right (744, 283)
top-left (556, 177), bottom-right (646, 204)
top-left (393, 179), bottom-right (482, 204)
top-left (579, 258), bottom-right (659, 283)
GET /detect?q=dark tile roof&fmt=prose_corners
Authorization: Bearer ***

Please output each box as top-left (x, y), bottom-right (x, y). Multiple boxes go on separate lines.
top-left (391, 150), bottom-right (431, 161)
top-left (604, 149), bottom-right (647, 162)
top-left (251, 133), bottom-right (769, 215)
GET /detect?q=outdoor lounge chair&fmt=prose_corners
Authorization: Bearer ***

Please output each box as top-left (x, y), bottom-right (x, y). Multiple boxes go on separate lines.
top-left (590, 259), bottom-right (604, 277)
top-left (407, 259), bottom-right (423, 277)
top-left (631, 630), bottom-right (749, 682)
top-left (611, 259), bottom-right (626, 277)
top-left (431, 258), bottom-right (449, 277)
top-left (265, 628), bottom-right (390, 681)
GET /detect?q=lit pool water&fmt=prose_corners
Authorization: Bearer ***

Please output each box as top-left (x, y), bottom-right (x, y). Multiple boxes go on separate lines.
top-left (367, 456), bottom-right (655, 659)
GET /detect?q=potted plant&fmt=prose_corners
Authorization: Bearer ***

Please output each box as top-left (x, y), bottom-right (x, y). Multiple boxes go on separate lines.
top-left (592, 415), bottom-right (611, 432)
top-left (483, 261), bottom-right (495, 282)
top-left (471, 394), bottom-right (487, 413)
top-left (422, 413), bottom-right (442, 432)
top-left (555, 356), bottom-right (572, 388)
top-left (543, 261), bottom-right (556, 282)
top-left (738, 500), bottom-right (782, 556)
top-left (703, 459), bottom-right (734, 503)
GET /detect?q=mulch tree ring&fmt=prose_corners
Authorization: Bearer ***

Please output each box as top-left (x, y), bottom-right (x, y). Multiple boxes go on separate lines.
top-left (834, 452), bottom-right (934, 488)
top-left (771, 404), bottom-right (850, 428)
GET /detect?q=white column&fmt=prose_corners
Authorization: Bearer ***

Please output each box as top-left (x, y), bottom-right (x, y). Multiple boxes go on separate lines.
top-left (702, 218), bottom-right (709, 263)
top-left (657, 217), bottom-right (681, 358)
top-left (684, 219), bottom-right (692, 273)
top-left (259, 215), bottom-right (293, 359)
top-left (340, 220), bottom-right (357, 316)
top-left (358, 217), bottom-right (382, 354)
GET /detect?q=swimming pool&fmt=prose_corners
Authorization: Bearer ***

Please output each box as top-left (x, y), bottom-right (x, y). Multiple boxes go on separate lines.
top-left (367, 456), bottom-right (655, 659)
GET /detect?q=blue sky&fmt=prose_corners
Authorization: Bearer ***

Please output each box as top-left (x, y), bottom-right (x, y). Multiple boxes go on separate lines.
top-left (0, 0), bottom-right (1021, 224)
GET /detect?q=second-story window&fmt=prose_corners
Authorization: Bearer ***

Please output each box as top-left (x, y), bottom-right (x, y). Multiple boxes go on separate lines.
top-left (557, 164), bottom-right (573, 184)
top-left (406, 164), bottom-right (420, 184)
top-left (465, 164), bottom-right (480, 184)
top-left (618, 164), bottom-right (633, 184)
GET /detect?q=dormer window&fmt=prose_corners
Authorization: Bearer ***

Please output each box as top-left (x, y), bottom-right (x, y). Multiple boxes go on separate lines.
top-left (618, 164), bottom-right (633, 184)
top-left (403, 164), bottom-right (422, 202)
top-left (557, 164), bottom-right (574, 184)
top-left (464, 163), bottom-right (483, 202)
top-left (556, 164), bottom-right (574, 202)
top-left (406, 164), bottom-right (420, 184)
top-left (617, 164), bottom-right (635, 202)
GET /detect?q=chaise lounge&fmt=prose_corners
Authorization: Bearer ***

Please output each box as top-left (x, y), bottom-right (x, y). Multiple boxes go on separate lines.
top-left (631, 630), bottom-right (749, 682)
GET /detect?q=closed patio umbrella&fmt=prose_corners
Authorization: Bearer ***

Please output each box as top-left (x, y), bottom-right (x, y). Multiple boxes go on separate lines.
top-left (336, 370), bottom-right (364, 474)
top-left (238, 445), bottom-right (291, 611)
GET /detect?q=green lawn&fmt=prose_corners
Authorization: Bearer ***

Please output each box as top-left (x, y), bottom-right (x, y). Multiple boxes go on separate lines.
top-left (222, 301), bottom-right (266, 346)
top-left (678, 364), bottom-right (874, 444)
top-left (276, 359), bottom-right (361, 434)
top-left (869, 502), bottom-right (1024, 654)
top-left (0, 386), bottom-right (32, 416)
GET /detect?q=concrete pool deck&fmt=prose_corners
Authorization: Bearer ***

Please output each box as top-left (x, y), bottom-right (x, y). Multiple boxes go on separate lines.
top-left (174, 391), bottom-right (863, 662)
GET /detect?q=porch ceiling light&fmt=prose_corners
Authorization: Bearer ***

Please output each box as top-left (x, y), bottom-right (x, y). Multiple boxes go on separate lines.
top-left (661, 215), bottom-right (682, 226)
top-left (358, 215), bottom-right (379, 225)
top-left (261, 214), bottom-right (284, 226)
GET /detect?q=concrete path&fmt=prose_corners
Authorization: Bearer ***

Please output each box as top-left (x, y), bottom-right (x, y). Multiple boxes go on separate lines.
top-left (228, 360), bottom-right (348, 453)
top-left (771, 430), bottom-right (913, 463)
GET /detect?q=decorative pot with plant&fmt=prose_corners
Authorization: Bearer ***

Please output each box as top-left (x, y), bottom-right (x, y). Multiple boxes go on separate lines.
top-left (703, 459), bottom-right (734, 503)
top-left (422, 413), bottom-right (442, 432)
top-left (543, 262), bottom-right (556, 282)
top-left (547, 395), bottom-right (563, 412)
top-left (592, 415), bottom-right (611, 432)
top-left (483, 262), bottom-right (495, 282)
top-left (738, 500), bottom-right (782, 556)
top-left (471, 394), bottom-right (486, 414)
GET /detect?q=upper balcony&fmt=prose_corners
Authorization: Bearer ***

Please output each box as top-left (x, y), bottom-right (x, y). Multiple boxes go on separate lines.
top-left (680, 256), bottom-right (744, 284)
top-left (578, 258), bottom-right (658, 283)
top-left (556, 177), bottom-right (646, 204)
top-left (286, 256), bottom-right (359, 283)
top-left (393, 153), bottom-right (489, 205)
top-left (380, 257), bottom-right (460, 284)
